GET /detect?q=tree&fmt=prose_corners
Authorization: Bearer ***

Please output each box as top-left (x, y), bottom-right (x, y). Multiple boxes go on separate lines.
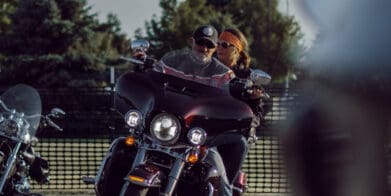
top-left (0, 0), bottom-right (18, 34)
top-left (137, 0), bottom-right (304, 81)
top-left (221, 0), bottom-right (304, 81)
top-left (0, 0), bottom-right (130, 87)
top-left (135, 0), bottom-right (236, 58)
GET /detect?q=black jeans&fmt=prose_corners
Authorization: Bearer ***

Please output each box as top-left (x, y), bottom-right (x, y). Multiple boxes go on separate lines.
top-left (207, 132), bottom-right (249, 183)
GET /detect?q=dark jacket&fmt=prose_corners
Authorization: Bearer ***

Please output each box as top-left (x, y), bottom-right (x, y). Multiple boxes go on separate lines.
top-left (230, 63), bottom-right (271, 122)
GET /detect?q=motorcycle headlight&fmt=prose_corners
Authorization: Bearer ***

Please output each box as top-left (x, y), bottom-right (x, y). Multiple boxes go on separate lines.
top-left (124, 110), bottom-right (143, 128)
top-left (150, 113), bottom-right (180, 145)
top-left (187, 127), bottom-right (207, 146)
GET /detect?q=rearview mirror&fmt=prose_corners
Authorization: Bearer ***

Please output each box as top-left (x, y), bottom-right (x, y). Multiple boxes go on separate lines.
top-left (250, 69), bottom-right (272, 86)
top-left (131, 39), bottom-right (150, 53)
top-left (50, 108), bottom-right (66, 119)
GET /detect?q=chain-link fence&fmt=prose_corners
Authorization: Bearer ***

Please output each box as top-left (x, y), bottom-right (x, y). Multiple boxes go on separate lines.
top-left (1, 84), bottom-right (295, 194)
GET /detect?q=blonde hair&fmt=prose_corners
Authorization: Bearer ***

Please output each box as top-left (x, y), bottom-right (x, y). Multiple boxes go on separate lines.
top-left (222, 28), bottom-right (251, 69)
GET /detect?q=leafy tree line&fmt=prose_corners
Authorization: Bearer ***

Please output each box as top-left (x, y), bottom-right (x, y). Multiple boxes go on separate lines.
top-left (137, 0), bottom-right (305, 82)
top-left (0, 0), bottom-right (304, 88)
top-left (0, 0), bottom-right (130, 88)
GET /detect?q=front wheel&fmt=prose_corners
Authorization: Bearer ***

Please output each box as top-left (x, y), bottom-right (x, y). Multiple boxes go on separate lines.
top-left (120, 181), bottom-right (149, 196)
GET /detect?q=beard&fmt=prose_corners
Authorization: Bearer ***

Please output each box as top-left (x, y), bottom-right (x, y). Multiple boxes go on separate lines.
top-left (191, 50), bottom-right (211, 64)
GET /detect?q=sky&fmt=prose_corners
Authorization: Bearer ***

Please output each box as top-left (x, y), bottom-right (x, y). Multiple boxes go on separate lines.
top-left (278, 0), bottom-right (318, 48)
top-left (87, 0), bottom-right (317, 48)
top-left (87, 0), bottom-right (162, 38)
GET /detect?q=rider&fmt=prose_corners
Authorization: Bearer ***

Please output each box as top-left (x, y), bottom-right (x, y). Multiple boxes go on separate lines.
top-left (153, 25), bottom-right (234, 88)
top-left (207, 28), bottom-right (269, 195)
top-left (158, 26), bottom-right (269, 196)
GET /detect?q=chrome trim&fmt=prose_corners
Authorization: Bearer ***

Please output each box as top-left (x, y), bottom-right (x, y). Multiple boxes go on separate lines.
top-left (138, 139), bottom-right (192, 161)
top-left (149, 113), bottom-right (181, 145)
top-left (0, 138), bottom-right (23, 191)
top-left (208, 182), bottom-right (215, 196)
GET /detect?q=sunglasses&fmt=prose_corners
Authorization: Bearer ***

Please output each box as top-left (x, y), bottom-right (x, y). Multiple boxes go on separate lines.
top-left (217, 41), bottom-right (234, 49)
top-left (195, 40), bottom-right (216, 49)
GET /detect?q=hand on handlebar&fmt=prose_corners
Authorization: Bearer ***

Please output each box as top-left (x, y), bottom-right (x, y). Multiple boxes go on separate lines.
top-left (247, 86), bottom-right (265, 100)
top-left (128, 50), bottom-right (156, 72)
top-left (133, 50), bottom-right (146, 60)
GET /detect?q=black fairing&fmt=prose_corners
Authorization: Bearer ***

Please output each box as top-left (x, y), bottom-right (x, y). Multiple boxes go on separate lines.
top-left (114, 70), bottom-right (253, 136)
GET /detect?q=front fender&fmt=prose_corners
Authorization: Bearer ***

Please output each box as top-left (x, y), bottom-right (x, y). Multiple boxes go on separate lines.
top-left (95, 137), bottom-right (137, 196)
top-left (125, 164), bottom-right (165, 188)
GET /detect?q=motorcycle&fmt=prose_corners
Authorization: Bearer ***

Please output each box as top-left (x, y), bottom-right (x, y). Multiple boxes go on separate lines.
top-left (84, 39), bottom-right (271, 196)
top-left (0, 84), bottom-right (65, 195)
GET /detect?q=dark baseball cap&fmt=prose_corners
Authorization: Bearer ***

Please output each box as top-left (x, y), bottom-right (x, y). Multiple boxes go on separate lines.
top-left (193, 25), bottom-right (218, 46)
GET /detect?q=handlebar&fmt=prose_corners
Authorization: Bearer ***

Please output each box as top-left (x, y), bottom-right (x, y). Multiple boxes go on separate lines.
top-left (45, 116), bottom-right (63, 131)
top-left (0, 100), bottom-right (11, 113)
top-left (120, 56), bottom-right (145, 65)
top-left (1, 100), bottom-right (64, 132)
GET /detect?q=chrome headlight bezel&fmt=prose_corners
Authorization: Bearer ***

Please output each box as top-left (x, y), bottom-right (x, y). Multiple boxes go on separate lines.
top-left (187, 127), bottom-right (207, 146)
top-left (124, 110), bottom-right (143, 128)
top-left (3, 118), bottom-right (21, 136)
top-left (150, 113), bottom-right (181, 145)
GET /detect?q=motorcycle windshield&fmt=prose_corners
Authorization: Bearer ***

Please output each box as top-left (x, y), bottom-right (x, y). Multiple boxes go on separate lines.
top-left (0, 84), bottom-right (42, 136)
top-left (156, 50), bottom-right (232, 89)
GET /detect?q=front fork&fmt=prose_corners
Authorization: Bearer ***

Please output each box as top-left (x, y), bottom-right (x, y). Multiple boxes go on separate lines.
top-left (123, 142), bottom-right (220, 196)
top-left (130, 145), bottom-right (146, 169)
top-left (0, 140), bottom-right (22, 193)
top-left (162, 158), bottom-right (185, 196)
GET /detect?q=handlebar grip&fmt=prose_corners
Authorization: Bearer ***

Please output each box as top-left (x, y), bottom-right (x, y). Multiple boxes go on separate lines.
top-left (120, 56), bottom-right (145, 64)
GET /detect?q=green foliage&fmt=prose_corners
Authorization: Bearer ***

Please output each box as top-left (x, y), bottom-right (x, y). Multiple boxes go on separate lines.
top-left (225, 0), bottom-right (304, 81)
top-left (0, 53), bottom-right (107, 87)
top-left (0, 0), bottom-right (304, 87)
top-left (0, 0), bottom-right (130, 88)
top-left (138, 0), bottom-right (305, 81)
top-left (0, 0), bottom-right (18, 34)
top-left (136, 0), bottom-right (234, 58)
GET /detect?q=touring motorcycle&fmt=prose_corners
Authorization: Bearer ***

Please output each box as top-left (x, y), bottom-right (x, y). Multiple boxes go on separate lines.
top-left (0, 84), bottom-right (65, 195)
top-left (85, 40), bottom-right (271, 196)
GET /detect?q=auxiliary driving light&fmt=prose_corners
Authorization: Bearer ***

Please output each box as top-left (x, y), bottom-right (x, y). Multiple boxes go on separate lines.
top-left (187, 127), bottom-right (207, 146)
top-left (124, 110), bottom-right (142, 128)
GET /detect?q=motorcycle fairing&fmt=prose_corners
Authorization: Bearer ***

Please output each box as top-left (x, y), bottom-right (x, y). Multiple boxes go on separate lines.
top-left (115, 71), bottom-right (160, 120)
top-left (115, 71), bottom-right (253, 135)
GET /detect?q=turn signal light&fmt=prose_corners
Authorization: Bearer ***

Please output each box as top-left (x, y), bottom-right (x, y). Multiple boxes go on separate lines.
top-left (128, 175), bottom-right (145, 183)
top-left (187, 153), bottom-right (199, 164)
top-left (125, 136), bottom-right (136, 146)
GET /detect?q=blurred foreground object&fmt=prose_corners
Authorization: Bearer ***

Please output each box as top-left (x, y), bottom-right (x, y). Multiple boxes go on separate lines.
top-left (282, 0), bottom-right (391, 196)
